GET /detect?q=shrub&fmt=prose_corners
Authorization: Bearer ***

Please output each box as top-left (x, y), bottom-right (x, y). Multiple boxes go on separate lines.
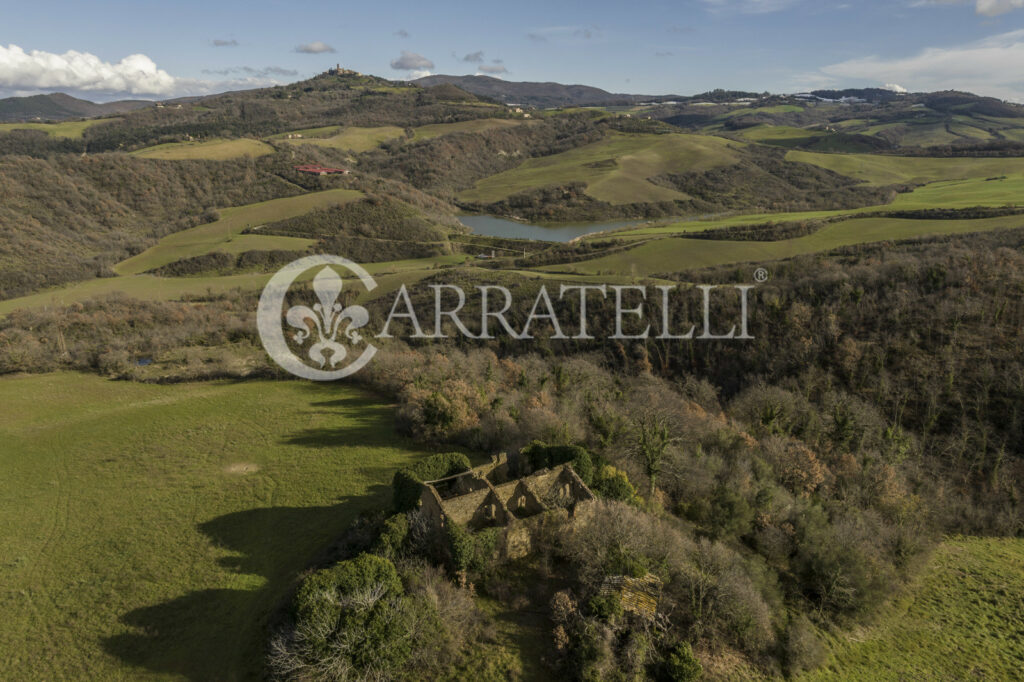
top-left (784, 615), bottom-right (826, 675)
top-left (372, 513), bottom-right (410, 560)
top-left (293, 553), bottom-right (403, 629)
top-left (592, 465), bottom-right (637, 503)
top-left (392, 451), bottom-right (472, 512)
top-left (446, 522), bottom-right (500, 573)
top-left (660, 642), bottom-right (703, 681)
top-left (604, 542), bottom-right (648, 578)
top-left (521, 441), bottom-right (594, 484)
top-left (275, 553), bottom-right (446, 679)
top-left (587, 592), bottom-right (623, 623)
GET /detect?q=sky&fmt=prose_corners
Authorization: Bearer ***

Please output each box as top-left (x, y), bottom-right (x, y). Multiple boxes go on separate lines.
top-left (1, 0), bottom-right (1023, 102)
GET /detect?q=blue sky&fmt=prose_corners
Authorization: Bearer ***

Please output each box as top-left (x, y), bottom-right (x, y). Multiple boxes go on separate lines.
top-left (1, 0), bottom-right (1023, 101)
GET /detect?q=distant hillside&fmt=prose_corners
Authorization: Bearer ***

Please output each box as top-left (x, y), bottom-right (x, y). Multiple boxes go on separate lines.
top-left (0, 93), bottom-right (152, 122)
top-left (414, 74), bottom-right (669, 108)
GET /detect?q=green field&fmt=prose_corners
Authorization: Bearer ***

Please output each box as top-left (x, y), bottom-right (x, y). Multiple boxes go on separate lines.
top-left (412, 118), bottom-right (524, 140)
top-left (130, 139), bottom-right (275, 160)
top-left (544, 213), bottom-right (1024, 275)
top-left (613, 174), bottom-right (1024, 239)
top-left (114, 189), bottom-right (363, 275)
top-left (0, 118), bottom-right (120, 139)
top-left (275, 119), bottom-right (524, 152)
top-left (788, 150), bottom-right (1024, 186)
top-left (0, 372), bottom-right (433, 681)
top-left (0, 254), bottom-right (469, 316)
top-left (737, 125), bottom-right (825, 146)
top-left (836, 111), bottom-right (1024, 148)
top-left (459, 132), bottom-right (743, 205)
top-left (801, 536), bottom-right (1024, 681)
top-left (266, 125), bottom-right (342, 140)
top-left (279, 126), bottom-right (405, 152)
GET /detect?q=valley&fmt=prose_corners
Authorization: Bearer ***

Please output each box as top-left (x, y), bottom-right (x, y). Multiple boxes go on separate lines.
top-left (1, 66), bottom-right (1023, 682)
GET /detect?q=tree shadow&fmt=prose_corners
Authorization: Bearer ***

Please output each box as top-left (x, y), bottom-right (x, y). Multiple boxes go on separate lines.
top-left (492, 607), bottom-right (558, 682)
top-left (102, 488), bottom-right (390, 681)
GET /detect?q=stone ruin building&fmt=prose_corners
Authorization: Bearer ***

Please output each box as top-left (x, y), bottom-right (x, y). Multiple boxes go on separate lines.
top-left (417, 453), bottom-right (595, 559)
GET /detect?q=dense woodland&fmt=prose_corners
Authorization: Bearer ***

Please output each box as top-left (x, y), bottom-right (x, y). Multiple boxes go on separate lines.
top-left (3, 227), bottom-right (1022, 679)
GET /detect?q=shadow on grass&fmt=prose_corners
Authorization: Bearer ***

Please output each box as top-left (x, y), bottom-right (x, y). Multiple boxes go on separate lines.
top-left (102, 486), bottom-right (392, 681)
top-left (492, 608), bottom-right (557, 682)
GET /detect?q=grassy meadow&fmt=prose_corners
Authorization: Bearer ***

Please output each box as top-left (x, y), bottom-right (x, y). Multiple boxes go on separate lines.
top-left (114, 189), bottom-right (363, 275)
top-left (736, 125), bottom-right (826, 147)
top-left (800, 536), bottom-right (1024, 681)
top-left (544, 213), bottom-right (1024, 275)
top-left (272, 119), bottom-right (525, 153)
top-left (130, 139), bottom-right (275, 161)
top-left (787, 150), bottom-right (1024, 185)
top-left (459, 131), bottom-right (743, 205)
top-left (0, 254), bottom-right (469, 316)
top-left (0, 372), bottom-right (434, 681)
top-left (411, 118), bottom-right (525, 140)
top-left (277, 126), bottom-right (405, 153)
top-left (610, 173), bottom-right (1024, 238)
top-left (266, 125), bottom-right (343, 140)
top-left (0, 118), bottom-right (120, 138)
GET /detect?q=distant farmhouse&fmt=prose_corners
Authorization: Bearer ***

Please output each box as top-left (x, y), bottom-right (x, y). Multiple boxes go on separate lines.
top-left (293, 164), bottom-right (350, 176)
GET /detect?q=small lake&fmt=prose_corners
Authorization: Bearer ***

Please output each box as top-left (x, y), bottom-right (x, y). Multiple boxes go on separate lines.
top-left (458, 215), bottom-right (641, 242)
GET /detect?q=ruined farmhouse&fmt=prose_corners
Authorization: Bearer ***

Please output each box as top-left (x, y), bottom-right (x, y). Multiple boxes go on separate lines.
top-left (417, 454), bottom-right (596, 558)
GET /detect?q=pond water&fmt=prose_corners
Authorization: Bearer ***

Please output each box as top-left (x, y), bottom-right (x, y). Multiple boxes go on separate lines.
top-left (458, 215), bottom-right (641, 242)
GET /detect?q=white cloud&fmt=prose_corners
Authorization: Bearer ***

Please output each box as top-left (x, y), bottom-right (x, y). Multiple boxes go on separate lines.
top-left (913, 0), bottom-right (1024, 15)
top-left (0, 44), bottom-right (178, 95)
top-left (294, 41), bottom-right (336, 54)
top-left (0, 44), bottom-right (294, 100)
top-left (408, 69), bottom-right (432, 80)
top-left (977, 0), bottom-right (1024, 14)
top-left (883, 83), bottom-right (909, 93)
top-left (819, 29), bottom-right (1024, 101)
top-left (390, 51), bottom-right (434, 70)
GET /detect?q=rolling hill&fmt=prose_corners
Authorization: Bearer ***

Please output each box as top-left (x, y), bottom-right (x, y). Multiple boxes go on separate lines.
top-left (414, 74), bottom-right (675, 107)
top-left (0, 92), bottom-right (152, 122)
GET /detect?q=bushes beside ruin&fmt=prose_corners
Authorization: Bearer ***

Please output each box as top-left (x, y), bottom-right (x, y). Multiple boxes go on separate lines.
top-left (391, 452), bottom-right (471, 512)
top-left (521, 441), bottom-right (594, 484)
top-left (272, 552), bottom-right (488, 681)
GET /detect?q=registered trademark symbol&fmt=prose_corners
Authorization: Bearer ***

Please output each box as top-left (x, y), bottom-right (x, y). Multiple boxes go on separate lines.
top-left (754, 268), bottom-right (769, 283)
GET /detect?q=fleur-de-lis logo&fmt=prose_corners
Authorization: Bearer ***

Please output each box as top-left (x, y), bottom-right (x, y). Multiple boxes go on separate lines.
top-left (285, 267), bottom-right (370, 368)
top-left (257, 255), bottom-right (378, 381)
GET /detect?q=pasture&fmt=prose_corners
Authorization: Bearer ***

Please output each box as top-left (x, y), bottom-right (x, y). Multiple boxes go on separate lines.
top-left (0, 254), bottom-right (469, 316)
top-left (274, 119), bottom-right (525, 153)
top-left (0, 118), bottom-right (119, 138)
top-left (0, 372), bottom-right (434, 681)
top-left (612, 173), bottom-right (1024, 238)
top-left (787, 149), bottom-right (1024, 186)
top-left (412, 118), bottom-right (524, 140)
top-left (544, 213), bottom-right (1024, 275)
top-left (278, 126), bottom-right (405, 153)
top-left (737, 125), bottom-right (825, 147)
top-left (130, 139), bottom-right (275, 161)
top-left (800, 536), bottom-right (1024, 681)
top-left (458, 132), bottom-right (743, 205)
top-left (266, 125), bottom-right (342, 140)
top-left (114, 189), bottom-right (363, 275)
